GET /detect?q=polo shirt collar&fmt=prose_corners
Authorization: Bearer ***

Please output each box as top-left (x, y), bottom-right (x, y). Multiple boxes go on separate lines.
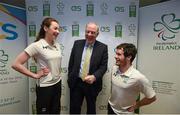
top-left (40, 39), bottom-right (57, 48)
top-left (119, 65), bottom-right (134, 78)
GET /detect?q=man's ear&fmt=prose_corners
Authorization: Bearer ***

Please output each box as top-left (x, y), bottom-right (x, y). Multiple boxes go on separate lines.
top-left (127, 55), bottom-right (132, 61)
top-left (44, 26), bottom-right (48, 32)
top-left (96, 32), bottom-right (99, 37)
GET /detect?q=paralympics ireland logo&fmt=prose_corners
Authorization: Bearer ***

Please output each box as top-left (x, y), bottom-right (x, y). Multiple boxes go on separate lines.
top-left (0, 50), bottom-right (8, 68)
top-left (153, 13), bottom-right (180, 41)
top-left (0, 50), bottom-right (9, 75)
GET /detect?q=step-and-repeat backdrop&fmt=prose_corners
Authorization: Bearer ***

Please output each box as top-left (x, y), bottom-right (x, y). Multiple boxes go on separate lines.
top-left (0, 3), bottom-right (28, 113)
top-left (25, 0), bottom-right (139, 114)
top-left (1, 0), bottom-right (180, 114)
top-left (138, 0), bottom-right (180, 113)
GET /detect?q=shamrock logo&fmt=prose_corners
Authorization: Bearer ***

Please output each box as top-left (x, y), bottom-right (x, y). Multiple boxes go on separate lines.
top-left (0, 50), bottom-right (8, 68)
top-left (153, 13), bottom-right (180, 41)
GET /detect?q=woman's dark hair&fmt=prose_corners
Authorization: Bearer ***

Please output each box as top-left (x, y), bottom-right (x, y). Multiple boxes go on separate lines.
top-left (35, 17), bottom-right (59, 42)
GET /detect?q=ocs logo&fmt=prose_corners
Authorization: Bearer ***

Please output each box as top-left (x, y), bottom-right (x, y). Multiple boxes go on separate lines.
top-left (100, 26), bottom-right (110, 32)
top-left (0, 22), bottom-right (18, 40)
top-left (28, 5), bottom-right (38, 12)
top-left (60, 26), bottom-right (67, 32)
top-left (99, 105), bottom-right (107, 110)
top-left (71, 6), bottom-right (81, 11)
top-left (114, 6), bottom-right (125, 12)
top-left (61, 67), bottom-right (68, 73)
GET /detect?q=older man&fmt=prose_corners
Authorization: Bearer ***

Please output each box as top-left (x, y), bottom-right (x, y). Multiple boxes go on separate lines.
top-left (68, 22), bottom-right (108, 114)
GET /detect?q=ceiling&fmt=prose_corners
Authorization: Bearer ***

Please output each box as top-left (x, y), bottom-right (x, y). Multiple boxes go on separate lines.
top-left (0, 0), bottom-right (170, 8)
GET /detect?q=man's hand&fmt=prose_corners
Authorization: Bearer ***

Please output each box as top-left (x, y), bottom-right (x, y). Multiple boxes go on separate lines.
top-left (84, 75), bottom-right (96, 84)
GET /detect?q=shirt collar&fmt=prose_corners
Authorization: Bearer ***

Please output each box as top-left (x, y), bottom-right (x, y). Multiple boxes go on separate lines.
top-left (40, 39), bottom-right (57, 48)
top-left (118, 65), bottom-right (134, 78)
top-left (85, 41), bottom-right (94, 48)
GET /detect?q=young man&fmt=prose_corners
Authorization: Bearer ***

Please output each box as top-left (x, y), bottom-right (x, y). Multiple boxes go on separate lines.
top-left (108, 43), bottom-right (156, 114)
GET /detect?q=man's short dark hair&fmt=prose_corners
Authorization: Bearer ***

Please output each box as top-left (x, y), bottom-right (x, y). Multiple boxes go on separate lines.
top-left (116, 43), bottom-right (137, 63)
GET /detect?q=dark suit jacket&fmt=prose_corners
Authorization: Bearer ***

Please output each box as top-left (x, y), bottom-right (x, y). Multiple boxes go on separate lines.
top-left (68, 39), bottom-right (108, 94)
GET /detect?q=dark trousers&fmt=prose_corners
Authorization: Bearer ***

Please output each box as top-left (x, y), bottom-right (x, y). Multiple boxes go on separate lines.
top-left (70, 78), bottom-right (98, 114)
top-left (108, 103), bottom-right (116, 114)
top-left (36, 81), bottom-right (61, 114)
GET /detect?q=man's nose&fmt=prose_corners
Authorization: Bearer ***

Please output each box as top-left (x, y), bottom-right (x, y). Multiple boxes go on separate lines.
top-left (115, 55), bottom-right (118, 59)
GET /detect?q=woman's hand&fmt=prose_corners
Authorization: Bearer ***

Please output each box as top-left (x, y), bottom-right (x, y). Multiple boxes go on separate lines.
top-left (35, 67), bottom-right (50, 79)
top-left (127, 102), bottom-right (138, 112)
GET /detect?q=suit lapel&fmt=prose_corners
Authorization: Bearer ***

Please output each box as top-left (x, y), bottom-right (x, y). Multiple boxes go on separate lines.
top-left (77, 40), bottom-right (86, 67)
top-left (79, 40), bottom-right (86, 53)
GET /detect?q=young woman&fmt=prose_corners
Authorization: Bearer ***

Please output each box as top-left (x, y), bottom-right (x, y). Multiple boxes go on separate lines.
top-left (12, 17), bottom-right (62, 114)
